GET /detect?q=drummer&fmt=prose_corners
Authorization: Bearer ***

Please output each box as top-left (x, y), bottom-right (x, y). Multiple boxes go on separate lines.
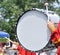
top-left (47, 20), bottom-right (60, 55)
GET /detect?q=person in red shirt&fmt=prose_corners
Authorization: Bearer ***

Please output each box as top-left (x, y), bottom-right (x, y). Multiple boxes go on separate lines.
top-left (47, 20), bottom-right (60, 55)
top-left (12, 41), bottom-right (36, 55)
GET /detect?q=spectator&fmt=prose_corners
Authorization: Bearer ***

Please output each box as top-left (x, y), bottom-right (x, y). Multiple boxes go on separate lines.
top-left (0, 43), bottom-right (6, 55)
top-left (12, 41), bottom-right (36, 55)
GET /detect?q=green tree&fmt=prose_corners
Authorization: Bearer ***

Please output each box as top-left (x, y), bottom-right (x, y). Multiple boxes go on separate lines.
top-left (0, 0), bottom-right (22, 40)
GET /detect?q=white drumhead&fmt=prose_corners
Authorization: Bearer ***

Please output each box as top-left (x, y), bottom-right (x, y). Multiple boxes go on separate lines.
top-left (16, 10), bottom-right (50, 51)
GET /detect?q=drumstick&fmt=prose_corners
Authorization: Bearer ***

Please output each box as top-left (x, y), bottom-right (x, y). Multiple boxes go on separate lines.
top-left (45, 3), bottom-right (50, 21)
top-left (5, 37), bottom-right (19, 46)
top-left (5, 37), bottom-right (13, 43)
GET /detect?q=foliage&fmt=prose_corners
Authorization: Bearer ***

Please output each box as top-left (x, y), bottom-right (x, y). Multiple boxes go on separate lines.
top-left (56, 8), bottom-right (60, 15)
top-left (0, 0), bottom-right (22, 40)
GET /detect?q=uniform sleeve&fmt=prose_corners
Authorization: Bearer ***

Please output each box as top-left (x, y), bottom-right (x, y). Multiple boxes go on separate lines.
top-left (17, 45), bottom-right (22, 51)
top-left (50, 21), bottom-right (60, 44)
top-left (17, 45), bottom-right (22, 54)
top-left (50, 30), bottom-right (59, 44)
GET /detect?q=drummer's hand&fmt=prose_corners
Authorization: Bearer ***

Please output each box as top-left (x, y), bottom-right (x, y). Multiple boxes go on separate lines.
top-left (3, 45), bottom-right (7, 49)
top-left (12, 41), bottom-right (19, 46)
top-left (47, 20), bottom-right (56, 32)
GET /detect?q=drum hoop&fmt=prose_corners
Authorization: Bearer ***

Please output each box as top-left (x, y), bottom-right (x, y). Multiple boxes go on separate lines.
top-left (15, 8), bottom-right (49, 52)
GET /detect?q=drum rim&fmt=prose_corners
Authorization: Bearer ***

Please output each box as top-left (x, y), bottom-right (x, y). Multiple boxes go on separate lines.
top-left (15, 8), bottom-right (49, 52)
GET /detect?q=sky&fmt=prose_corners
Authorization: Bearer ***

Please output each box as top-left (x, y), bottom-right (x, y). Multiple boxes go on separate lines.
top-left (53, 0), bottom-right (60, 8)
top-left (59, 0), bottom-right (60, 2)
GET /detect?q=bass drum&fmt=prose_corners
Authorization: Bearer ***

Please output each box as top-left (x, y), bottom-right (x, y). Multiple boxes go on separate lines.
top-left (16, 9), bottom-right (50, 52)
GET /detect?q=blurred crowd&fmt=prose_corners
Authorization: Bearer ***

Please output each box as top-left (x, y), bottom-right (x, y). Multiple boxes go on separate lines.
top-left (0, 40), bottom-right (18, 55)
